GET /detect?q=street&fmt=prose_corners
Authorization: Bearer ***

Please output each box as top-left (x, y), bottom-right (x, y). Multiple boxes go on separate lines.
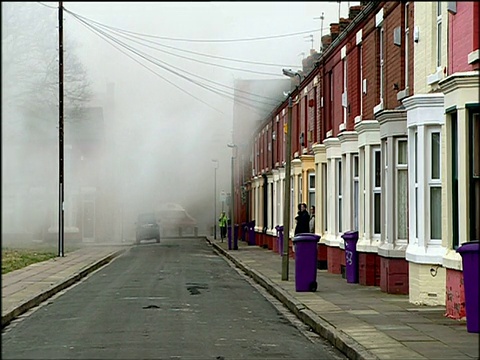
top-left (2, 238), bottom-right (346, 359)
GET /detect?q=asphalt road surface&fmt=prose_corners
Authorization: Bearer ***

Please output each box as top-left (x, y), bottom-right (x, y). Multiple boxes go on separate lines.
top-left (2, 238), bottom-right (347, 360)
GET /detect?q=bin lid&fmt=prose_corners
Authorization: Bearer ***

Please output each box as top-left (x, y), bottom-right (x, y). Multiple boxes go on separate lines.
top-left (341, 230), bottom-right (359, 240)
top-left (293, 233), bottom-right (321, 242)
top-left (456, 240), bottom-right (480, 254)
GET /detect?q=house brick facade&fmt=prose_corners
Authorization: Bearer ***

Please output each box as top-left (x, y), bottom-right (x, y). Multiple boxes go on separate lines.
top-left (233, 0), bottom-right (478, 325)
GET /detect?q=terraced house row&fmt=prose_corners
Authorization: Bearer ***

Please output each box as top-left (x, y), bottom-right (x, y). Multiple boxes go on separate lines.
top-left (231, 1), bottom-right (479, 321)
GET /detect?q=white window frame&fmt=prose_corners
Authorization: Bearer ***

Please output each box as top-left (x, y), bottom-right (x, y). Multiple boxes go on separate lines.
top-left (308, 172), bottom-right (315, 209)
top-left (383, 140), bottom-right (388, 239)
top-left (337, 159), bottom-right (343, 234)
top-left (436, 2), bottom-right (442, 70)
top-left (361, 148), bottom-right (366, 237)
top-left (353, 154), bottom-right (360, 231)
top-left (322, 163), bottom-right (328, 232)
top-left (414, 131), bottom-right (418, 240)
top-left (373, 147), bottom-right (382, 237)
top-left (396, 138), bottom-right (408, 240)
top-left (379, 25), bottom-right (384, 104)
top-left (405, 2), bottom-right (410, 90)
top-left (359, 44), bottom-right (363, 117)
top-left (290, 175), bottom-right (294, 230)
top-left (343, 58), bottom-right (348, 125)
top-left (330, 71), bottom-right (334, 105)
top-left (298, 174), bottom-right (303, 207)
top-left (428, 129), bottom-right (442, 241)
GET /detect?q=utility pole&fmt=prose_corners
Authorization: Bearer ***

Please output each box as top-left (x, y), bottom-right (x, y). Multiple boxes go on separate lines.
top-left (227, 144), bottom-right (238, 250)
top-left (58, 1), bottom-right (65, 257)
top-left (212, 159), bottom-right (218, 239)
top-left (281, 69), bottom-right (302, 281)
top-left (282, 95), bottom-right (293, 281)
top-left (314, 12), bottom-right (325, 53)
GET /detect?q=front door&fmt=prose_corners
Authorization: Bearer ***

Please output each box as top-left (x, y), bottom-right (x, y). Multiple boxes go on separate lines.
top-left (470, 110), bottom-right (480, 240)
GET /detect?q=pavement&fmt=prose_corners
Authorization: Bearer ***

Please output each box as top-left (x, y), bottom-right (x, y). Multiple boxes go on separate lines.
top-left (2, 238), bottom-right (479, 360)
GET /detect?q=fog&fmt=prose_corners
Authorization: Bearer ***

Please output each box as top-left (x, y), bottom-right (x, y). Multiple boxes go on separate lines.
top-left (2, 2), bottom-right (356, 247)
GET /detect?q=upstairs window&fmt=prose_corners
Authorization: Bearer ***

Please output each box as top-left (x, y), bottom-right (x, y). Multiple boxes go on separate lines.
top-left (405, 2), bottom-right (410, 90)
top-left (379, 25), bottom-right (384, 103)
top-left (436, 2), bottom-right (442, 69)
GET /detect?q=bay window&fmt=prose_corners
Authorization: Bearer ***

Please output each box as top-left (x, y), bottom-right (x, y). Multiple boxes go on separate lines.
top-left (429, 131), bottom-right (442, 240)
top-left (338, 159), bottom-right (343, 234)
top-left (322, 163), bottom-right (328, 232)
top-left (353, 155), bottom-right (359, 231)
top-left (397, 139), bottom-right (408, 240)
top-left (308, 172), bottom-right (315, 209)
top-left (373, 148), bottom-right (382, 236)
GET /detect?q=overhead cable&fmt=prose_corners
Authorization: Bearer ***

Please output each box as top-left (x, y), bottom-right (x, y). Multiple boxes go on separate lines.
top-left (65, 9), bottom-right (301, 68)
top-left (67, 11), bottom-right (272, 116)
top-left (63, 8), bottom-right (327, 43)
top-left (71, 16), bottom-right (283, 104)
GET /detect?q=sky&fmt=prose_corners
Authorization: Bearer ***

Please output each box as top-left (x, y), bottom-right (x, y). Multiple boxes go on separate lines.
top-left (2, 1), bottom-right (358, 241)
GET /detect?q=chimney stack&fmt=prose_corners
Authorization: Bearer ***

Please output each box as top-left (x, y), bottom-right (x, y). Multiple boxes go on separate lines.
top-left (339, 17), bottom-right (351, 32)
top-left (302, 49), bottom-right (321, 75)
top-left (349, 5), bottom-right (363, 20)
top-left (330, 23), bottom-right (340, 42)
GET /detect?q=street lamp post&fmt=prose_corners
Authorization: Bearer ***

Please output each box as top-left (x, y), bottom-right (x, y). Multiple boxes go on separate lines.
top-left (212, 159), bottom-right (219, 239)
top-left (227, 143), bottom-right (238, 250)
top-left (281, 68), bottom-right (302, 281)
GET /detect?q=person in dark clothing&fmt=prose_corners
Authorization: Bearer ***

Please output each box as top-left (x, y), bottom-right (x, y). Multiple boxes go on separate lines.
top-left (294, 203), bottom-right (310, 235)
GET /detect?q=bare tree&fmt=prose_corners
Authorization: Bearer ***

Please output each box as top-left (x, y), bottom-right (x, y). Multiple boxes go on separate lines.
top-left (2, 2), bottom-right (92, 141)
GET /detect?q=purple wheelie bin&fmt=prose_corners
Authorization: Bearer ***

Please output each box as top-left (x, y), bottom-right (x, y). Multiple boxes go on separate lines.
top-left (293, 233), bottom-right (320, 292)
top-left (341, 231), bottom-right (359, 284)
top-left (456, 240), bottom-right (479, 333)
top-left (275, 225), bottom-right (284, 256)
top-left (247, 221), bottom-right (256, 246)
top-left (227, 225), bottom-right (232, 250)
top-left (233, 224), bottom-right (239, 250)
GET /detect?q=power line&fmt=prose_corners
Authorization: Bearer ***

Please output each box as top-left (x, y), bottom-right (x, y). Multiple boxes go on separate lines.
top-left (36, 2), bottom-right (57, 10)
top-left (65, 9), bottom-right (301, 69)
top-left (63, 8), bottom-right (327, 43)
top-left (63, 9), bottom-right (285, 78)
top-left (69, 14), bottom-right (226, 115)
top-left (68, 12), bottom-right (272, 116)
top-left (65, 10), bottom-right (284, 107)
top-left (69, 15), bottom-right (283, 104)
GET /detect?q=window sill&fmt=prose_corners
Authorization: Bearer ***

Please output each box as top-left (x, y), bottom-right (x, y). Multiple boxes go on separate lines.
top-left (427, 69), bottom-right (443, 85)
top-left (405, 243), bottom-right (447, 264)
top-left (397, 87), bottom-right (409, 101)
top-left (442, 249), bottom-right (463, 271)
top-left (373, 101), bottom-right (383, 115)
top-left (468, 49), bottom-right (479, 64)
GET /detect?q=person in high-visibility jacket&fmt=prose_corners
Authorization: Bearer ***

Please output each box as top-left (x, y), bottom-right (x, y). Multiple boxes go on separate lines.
top-left (218, 211), bottom-right (228, 241)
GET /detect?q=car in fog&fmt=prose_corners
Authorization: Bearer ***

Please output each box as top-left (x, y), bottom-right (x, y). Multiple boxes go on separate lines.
top-left (155, 203), bottom-right (197, 236)
top-left (135, 212), bottom-right (160, 244)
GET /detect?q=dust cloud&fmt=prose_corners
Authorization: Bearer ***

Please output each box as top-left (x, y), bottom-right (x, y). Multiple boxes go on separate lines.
top-left (2, 2), bottom-right (357, 248)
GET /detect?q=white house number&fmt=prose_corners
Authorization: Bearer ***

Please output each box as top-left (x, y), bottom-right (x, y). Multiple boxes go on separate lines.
top-left (345, 250), bottom-right (353, 265)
